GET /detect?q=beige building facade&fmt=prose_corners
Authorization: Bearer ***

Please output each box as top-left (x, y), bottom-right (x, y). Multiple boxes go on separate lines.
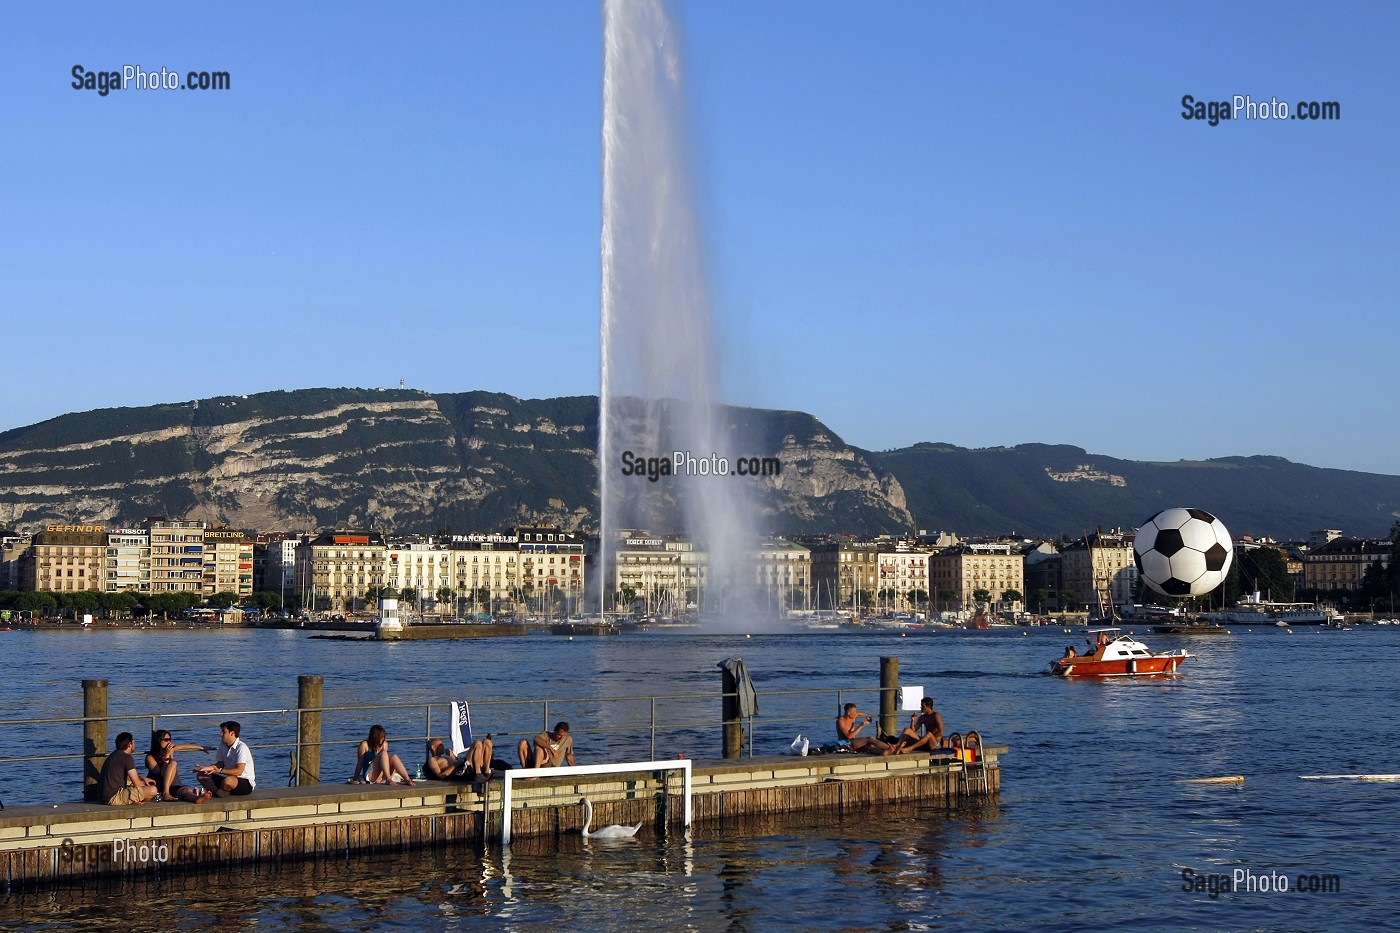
top-left (296, 531), bottom-right (387, 613)
top-left (202, 529), bottom-right (253, 598)
top-left (21, 525), bottom-right (106, 593)
top-left (148, 520), bottom-right (207, 594)
top-left (930, 542), bottom-right (1026, 611)
top-left (1058, 532), bottom-right (1137, 612)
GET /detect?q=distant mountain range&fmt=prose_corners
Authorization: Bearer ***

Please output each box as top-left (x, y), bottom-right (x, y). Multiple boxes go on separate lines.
top-left (0, 388), bottom-right (1395, 540)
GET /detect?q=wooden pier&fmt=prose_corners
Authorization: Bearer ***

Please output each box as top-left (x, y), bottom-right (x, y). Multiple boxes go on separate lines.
top-left (0, 749), bottom-right (1002, 890)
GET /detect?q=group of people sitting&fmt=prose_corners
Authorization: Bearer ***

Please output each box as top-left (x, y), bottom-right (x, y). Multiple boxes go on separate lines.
top-left (349, 721), bottom-right (576, 786)
top-left (100, 720), bottom-right (257, 806)
top-left (835, 698), bottom-right (955, 756)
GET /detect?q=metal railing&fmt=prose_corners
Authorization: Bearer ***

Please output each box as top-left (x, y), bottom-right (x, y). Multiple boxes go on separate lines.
top-left (0, 682), bottom-right (899, 807)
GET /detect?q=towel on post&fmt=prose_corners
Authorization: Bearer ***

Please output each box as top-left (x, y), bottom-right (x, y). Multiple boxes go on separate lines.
top-left (717, 658), bottom-right (758, 717)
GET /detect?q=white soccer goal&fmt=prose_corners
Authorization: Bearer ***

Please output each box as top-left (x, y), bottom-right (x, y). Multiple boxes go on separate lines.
top-left (500, 758), bottom-right (693, 846)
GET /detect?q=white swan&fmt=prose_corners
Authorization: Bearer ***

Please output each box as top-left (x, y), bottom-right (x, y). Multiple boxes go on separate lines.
top-left (580, 796), bottom-right (642, 838)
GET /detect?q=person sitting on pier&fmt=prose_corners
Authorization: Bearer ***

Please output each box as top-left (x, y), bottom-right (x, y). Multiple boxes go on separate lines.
top-left (894, 697), bottom-right (945, 753)
top-left (99, 731), bottom-right (158, 806)
top-left (423, 734), bottom-right (494, 781)
top-left (519, 722), bottom-right (574, 769)
top-left (194, 720), bottom-right (257, 797)
top-left (145, 729), bottom-right (207, 803)
top-left (353, 724), bottom-right (415, 786)
top-left (837, 704), bottom-right (896, 755)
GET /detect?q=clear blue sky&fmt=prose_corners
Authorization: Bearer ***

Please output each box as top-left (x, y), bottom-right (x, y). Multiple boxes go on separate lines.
top-left (3, 2), bottom-right (1396, 475)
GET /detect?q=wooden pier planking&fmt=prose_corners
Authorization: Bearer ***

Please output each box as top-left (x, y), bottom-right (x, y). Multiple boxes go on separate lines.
top-left (0, 749), bottom-right (1002, 890)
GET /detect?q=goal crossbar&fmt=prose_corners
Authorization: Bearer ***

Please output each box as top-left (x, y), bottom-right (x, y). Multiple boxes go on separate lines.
top-left (500, 758), bottom-right (693, 846)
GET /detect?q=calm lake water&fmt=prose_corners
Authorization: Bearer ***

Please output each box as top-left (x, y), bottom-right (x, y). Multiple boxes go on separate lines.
top-left (2, 624), bottom-right (1398, 931)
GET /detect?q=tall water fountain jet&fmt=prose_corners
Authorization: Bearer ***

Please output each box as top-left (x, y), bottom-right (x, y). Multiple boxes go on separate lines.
top-left (599, 0), bottom-right (761, 624)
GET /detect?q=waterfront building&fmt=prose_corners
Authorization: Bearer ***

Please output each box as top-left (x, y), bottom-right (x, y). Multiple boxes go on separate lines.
top-left (612, 532), bottom-right (705, 616)
top-left (203, 529), bottom-right (253, 599)
top-left (808, 538), bottom-right (881, 612)
top-left (516, 525), bottom-right (585, 616)
top-left (754, 538), bottom-right (811, 614)
top-left (384, 539), bottom-right (454, 616)
top-left (1022, 542), bottom-right (1061, 612)
top-left (252, 534), bottom-right (301, 604)
top-left (1301, 536), bottom-right (1391, 593)
top-left (447, 533), bottom-right (520, 617)
top-left (1, 534), bottom-right (32, 590)
top-left (147, 519), bottom-right (207, 594)
top-left (295, 531), bottom-right (387, 613)
top-left (930, 542), bottom-right (1026, 613)
top-left (874, 542), bottom-right (933, 613)
top-left (19, 525), bottom-right (106, 593)
top-left (1057, 531), bottom-right (1136, 613)
top-left (104, 528), bottom-right (150, 593)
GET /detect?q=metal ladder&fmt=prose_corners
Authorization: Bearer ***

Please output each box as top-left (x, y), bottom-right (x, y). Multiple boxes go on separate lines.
top-left (959, 732), bottom-right (990, 797)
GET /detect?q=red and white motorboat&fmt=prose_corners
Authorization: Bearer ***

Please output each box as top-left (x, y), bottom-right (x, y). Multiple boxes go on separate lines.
top-left (1049, 628), bottom-right (1189, 678)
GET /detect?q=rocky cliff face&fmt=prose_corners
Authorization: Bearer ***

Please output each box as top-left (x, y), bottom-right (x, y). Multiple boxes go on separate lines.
top-left (0, 389), bottom-right (912, 536)
top-left (4, 389), bottom-right (1393, 539)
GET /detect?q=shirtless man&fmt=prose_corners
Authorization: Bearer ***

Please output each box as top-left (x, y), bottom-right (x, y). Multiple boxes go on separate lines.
top-left (518, 722), bottom-right (575, 769)
top-left (837, 703), bottom-right (895, 755)
top-left (895, 697), bottom-right (945, 753)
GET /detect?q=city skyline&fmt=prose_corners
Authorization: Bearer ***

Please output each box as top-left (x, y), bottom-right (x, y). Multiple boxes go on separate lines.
top-left (3, 3), bottom-right (1397, 475)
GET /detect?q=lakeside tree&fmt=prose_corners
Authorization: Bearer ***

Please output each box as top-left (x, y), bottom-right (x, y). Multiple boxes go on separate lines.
top-left (247, 591), bottom-right (281, 612)
top-left (1031, 589), bottom-right (1049, 613)
top-left (365, 585), bottom-right (399, 604)
top-left (102, 591), bottom-right (141, 619)
top-left (1226, 546), bottom-right (1294, 603)
top-left (208, 591), bottom-right (240, 609)
top-left (61, 590), bottom-right (101, 619)
top-left (16, 592), bottom-right (58, 614)
top-left (1001, 589), bottom-right (1023, 608)
top-left (972, 588), bottom-right (992, 606)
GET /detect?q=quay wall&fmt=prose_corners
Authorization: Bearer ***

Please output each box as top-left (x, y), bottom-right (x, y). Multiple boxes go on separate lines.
top-left (0, 751), bottom-right (1001, 891)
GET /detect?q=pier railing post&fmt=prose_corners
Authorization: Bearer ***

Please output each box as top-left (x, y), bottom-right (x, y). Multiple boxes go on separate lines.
top-left (297, 675), bottom-right (323, 786)
top-left (879, 657), bottom-right (899, 740)
top-left (82, 679), bottom-right (108, 802)
top-left (720, 666), bottom-right (743, 759)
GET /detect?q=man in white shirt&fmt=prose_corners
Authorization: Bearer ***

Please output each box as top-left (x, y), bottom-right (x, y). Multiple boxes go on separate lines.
top-left (194, 720), bottom-right (257, 797)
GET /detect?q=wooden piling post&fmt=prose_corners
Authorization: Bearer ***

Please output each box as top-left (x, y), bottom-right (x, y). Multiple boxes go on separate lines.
top-left (82, 679), bottom-right (107, 802)
top-left (720, 665), bottom-right (743, 759)
top-left (297, 675), bottom-right (323, 786)
top-left (879, 657), bottom-right (898, 739)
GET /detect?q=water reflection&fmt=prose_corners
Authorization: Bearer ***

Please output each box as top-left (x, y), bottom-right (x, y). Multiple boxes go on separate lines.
top-left (4, 627), bottom-right (1400, 929)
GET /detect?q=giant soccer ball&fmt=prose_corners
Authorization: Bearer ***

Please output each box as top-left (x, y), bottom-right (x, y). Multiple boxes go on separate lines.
top-left (1133, 508), bottom-right (1233, 597)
